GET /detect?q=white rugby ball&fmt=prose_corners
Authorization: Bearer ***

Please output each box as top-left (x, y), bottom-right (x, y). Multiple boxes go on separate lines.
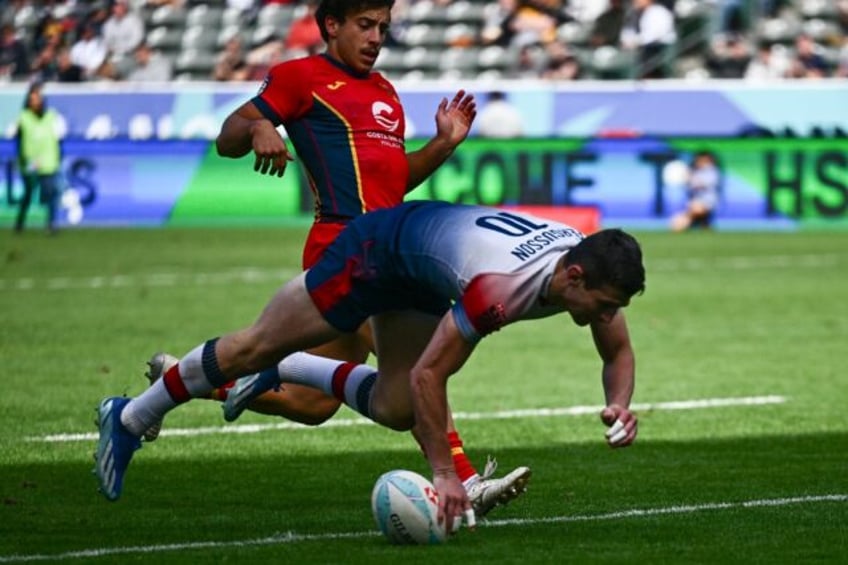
top-left (371, 470), bottom-right (447, 545)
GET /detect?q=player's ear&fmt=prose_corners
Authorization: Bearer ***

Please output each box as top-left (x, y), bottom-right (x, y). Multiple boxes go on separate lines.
top-left (324, 15), bottom-right (341, 38)
top-left (565, 264), bottom-right (584, 286)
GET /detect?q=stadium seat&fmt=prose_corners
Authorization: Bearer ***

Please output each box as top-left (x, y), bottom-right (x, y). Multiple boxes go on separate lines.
top-left (221, 6), bottom-right (247, 28)
top-left (557, 21), bottom-right (591, 47)
top-left (445, 1), bottom-right (487, 24)
top-left (186, 4), bottom-right (224, 29)
top-left (802, 18), bottom-right (841, 42)
top-left (444, 23), bottom-right (478, 47)
top-left (590, 46), bottom-right (636, 79)
top-left (146, 26), bottom-right (184, 53)
top-left (182, 25), bottom-right (220, 51)
top-left (477, 45), bottom-right (512, 71)
top-left (404, 23), bottom-right (446, 47)
top-left (402, 46), bottom-right (441, 71)
top-left (174, 48), bottom-right (217, 76)
top-left (257, 3), bottom-right (296, 29)
top-left (439, 46), bottom-right (480, 74)
top-left (799, 0), bottom-right (838, 20)
top-left (12, 3), bottom-right (38, 30)
top-left (149, 4), bottom-right (187, 28)
top-left (756, 17), bottom-right (804, 45)
top-left (408, 1), bottom-right (448, 24)
top-left (251, 25), bottom-right (283, 48)
top-left (375, 47), bottom-right (407, 75)
top-left (216, 25), bottom-right (250, 49)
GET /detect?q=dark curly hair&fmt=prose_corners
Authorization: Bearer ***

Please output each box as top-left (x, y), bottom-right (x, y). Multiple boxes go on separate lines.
top-left (565, 229), bottom-right (646, 298)
top-left (315, 0), bottom-right (395, 42)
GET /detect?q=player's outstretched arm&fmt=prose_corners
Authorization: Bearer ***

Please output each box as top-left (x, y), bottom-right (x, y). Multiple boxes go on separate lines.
top-left (405, 90), bottom-right (477, 191)
top-left (216, 102), bottom-right (293, 177)
top-left (591, 311), bottom-right (638, 447)
top-left (409, 310), bottom-right (477, 532)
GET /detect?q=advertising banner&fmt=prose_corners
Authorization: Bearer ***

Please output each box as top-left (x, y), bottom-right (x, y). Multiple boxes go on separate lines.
top-left (1, 137), bottom-right (845, 229)
top-left (2, 81), bottom-right (847, 140)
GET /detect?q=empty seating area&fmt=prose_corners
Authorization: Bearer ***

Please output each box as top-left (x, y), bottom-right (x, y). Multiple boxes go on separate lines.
top-left (2, 0), bottom-right (846, 83)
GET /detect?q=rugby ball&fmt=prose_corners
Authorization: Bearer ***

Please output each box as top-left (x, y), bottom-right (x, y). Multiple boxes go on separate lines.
top-left (371, 470), bottom-right (447, 545)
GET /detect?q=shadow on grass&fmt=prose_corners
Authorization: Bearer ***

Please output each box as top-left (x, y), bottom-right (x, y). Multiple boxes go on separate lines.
top-left (1, 432), bottom-right (846, 562)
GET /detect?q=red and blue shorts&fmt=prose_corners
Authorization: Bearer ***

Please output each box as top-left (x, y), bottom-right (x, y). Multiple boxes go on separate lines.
top-left (304, 211), bottom-right (450, 332)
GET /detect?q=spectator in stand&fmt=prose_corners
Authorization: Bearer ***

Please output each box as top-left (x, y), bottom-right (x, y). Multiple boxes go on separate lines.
top-left (837, 0), bottom-right (848, 35)
top-left (0, 24), bottom-right (29, 80)
top-left (786, 34), bottom-right (831, 79)
top-left (213, 35), bottom-right (249, 81)
top-left (836, 37), bottom-right (848, 78)
top-left (244, 37), bottom-right (285, 80)
top-left (145, 0), bottom-right (187, 7)
top-left (127, 41), bottom-right (172, 82)
top-left (70, 22), bottom-right (108, 79)
top-left (541, 40), bottom-right (582, 80)
top-left (705, 33), bottom-right (751, 78)
top-left (744, 41), bottom-right (788, 81)
top-left (589, 0), bottom-right (626, 48)
top-left (621, 0), bottom-right (677, 79)
top-left (29, 30), bottom-right (62, 82)
top-left (55, 45), bottom-right (85, 82)
top-left (508, 0), bottom-right (570, 49)
top-left (510, 43), bottom-right (547, 78)
top-left (716, 0), bottom-right (749, 35)
top-left (31, 9), bottom-right (67, 54)
top-left (0, 1), bottom-right (25, 28)
top-left (382, 0), bottom-right (411, 47)
top-left (480, 0), bottom-right (519, 47)
top-left (102, 0), bottom-right (145, 59)
top-left (284, 1), bottom-right (324, 55)
top-left (228, 0), bottom-right (259, 13)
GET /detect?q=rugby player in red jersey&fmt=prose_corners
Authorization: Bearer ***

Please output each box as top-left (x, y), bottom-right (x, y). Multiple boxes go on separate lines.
top-left (142, 0), bottom-right (530, 517)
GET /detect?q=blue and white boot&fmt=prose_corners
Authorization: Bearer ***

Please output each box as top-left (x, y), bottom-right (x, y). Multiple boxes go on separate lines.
top-left (94, 396), bottom-right (142, 501)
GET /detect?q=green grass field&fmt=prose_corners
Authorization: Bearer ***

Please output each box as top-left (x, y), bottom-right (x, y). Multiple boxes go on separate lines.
top-left (1, 227), bottom-right (846, 564)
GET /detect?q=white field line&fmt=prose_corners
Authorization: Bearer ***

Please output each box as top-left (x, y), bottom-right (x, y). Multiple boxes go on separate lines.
top-left (31, 395), bottom-right (786, 443)
top-left (0, 267), bottom-right (300, 292)
top-left (1, 253), bottom-right (844, 292)
top-left (0, 494), bottom-right (844, 563)
top-left (649, 253), bottom-right (842, 272)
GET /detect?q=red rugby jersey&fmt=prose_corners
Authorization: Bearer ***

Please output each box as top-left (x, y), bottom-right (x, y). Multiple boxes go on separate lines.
top-left (252, 54), bottom-right (409, 220)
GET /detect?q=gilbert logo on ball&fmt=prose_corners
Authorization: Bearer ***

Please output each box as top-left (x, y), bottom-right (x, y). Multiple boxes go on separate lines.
top-left (371, 470), bottom-right (447, 545)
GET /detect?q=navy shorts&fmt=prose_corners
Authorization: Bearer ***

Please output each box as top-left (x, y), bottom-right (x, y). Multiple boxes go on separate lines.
top-left (304, 211), bottom-right (450, 332)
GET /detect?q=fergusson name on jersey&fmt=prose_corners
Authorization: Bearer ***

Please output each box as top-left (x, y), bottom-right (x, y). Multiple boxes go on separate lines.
top-left (511, 228), bottom-right (583, 261)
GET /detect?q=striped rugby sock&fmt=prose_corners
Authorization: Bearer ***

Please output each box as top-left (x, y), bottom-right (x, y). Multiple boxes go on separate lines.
top-left (279, 352), bottom-right (378, 419)
top-left (121, 339), bottom-right (222, 436)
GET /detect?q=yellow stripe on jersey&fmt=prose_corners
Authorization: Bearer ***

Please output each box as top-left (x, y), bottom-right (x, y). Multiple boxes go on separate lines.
top-left (312, 93), bottom-right (366, 215)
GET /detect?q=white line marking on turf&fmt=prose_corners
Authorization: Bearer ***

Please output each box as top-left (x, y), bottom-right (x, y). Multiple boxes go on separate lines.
top-left (30, 395), bottom-right (786, 443)
top-left (649, 253), bottom-right (842, 272)
top-left (0, 494), bottom-right (843, 563)
top-left (0, 267), bottom-right (300, 292)
top-left (1, 253), bottom-right (844, 291)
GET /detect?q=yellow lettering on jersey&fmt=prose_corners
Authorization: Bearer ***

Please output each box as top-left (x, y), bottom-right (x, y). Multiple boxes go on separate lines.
top-left (327, 81), bottom-right (346, 91)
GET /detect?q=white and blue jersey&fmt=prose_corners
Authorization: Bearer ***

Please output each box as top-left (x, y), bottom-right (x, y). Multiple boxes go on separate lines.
top-left (305, 201), bottom-right (585, 342)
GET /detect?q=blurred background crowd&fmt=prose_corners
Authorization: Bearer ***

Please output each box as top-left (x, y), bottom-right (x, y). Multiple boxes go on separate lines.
top-left (1, 0), bottom-right (847, 84)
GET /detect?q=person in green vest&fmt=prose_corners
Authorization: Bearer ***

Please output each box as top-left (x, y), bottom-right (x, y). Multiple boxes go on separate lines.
top-left (14, 82), bottom-right (63, 234)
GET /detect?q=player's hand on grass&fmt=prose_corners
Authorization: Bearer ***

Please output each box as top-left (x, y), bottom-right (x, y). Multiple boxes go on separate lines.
top-left (601, 404), bottom-right (637, 447)
top-left (249, 120), bottom-right (294, 177)
top-left (433, 471), bottom-right (473, 534)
